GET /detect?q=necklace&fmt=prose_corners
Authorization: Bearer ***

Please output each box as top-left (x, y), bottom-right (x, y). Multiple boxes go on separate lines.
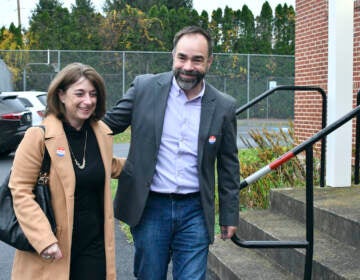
top-left (68, 130), bottom-right (88, 169)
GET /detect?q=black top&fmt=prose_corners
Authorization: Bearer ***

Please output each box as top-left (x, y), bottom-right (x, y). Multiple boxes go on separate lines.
top-left (63, 121), bottom-right (105, 256)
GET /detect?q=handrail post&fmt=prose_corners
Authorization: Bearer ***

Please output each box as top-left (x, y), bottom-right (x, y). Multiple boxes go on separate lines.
top-left (304, 146), bottom-right (314, 280)
top-left (354, 89), bottom-right (360, 184)
top-left (320, 90), bottom-right (327, 188)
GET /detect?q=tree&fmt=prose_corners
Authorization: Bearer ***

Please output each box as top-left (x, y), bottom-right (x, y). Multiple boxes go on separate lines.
top-left (0, 24), bottom-right (24, 49)
top-left (220, 6), bottom-right (234, 52)
top-left (273, 4), bottom-right (295, 54)
top-left (101, 5), bottom-right (164, 51)
top-left (69, 0), bottom-right (103, 50)
top-left (233, 5), bottom-right (255, 53)
top-left (198, 10), bottom-right (209, 31)
top-left (208, 8), bottom-right (223, 53)
top-left (28, 0), bottom-right (72, 49)
top-left (255, 1), bottom-right (273, 54)
top-left (103, 0), bottom-right (192, 12)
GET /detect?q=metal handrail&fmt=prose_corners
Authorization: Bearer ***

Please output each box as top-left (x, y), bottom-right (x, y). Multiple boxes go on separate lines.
top-left (236, 85), bottom-right (327, 188)
top-left (233, 104), bottom-right (360, 280)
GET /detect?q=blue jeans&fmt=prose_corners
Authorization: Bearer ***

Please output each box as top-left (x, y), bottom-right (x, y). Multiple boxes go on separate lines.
top-left (131, 192), bottom-right (210, 280)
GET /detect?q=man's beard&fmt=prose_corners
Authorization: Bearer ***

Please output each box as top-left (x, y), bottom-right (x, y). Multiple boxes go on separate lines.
top-left (173, 68), bottom-right (206, 91)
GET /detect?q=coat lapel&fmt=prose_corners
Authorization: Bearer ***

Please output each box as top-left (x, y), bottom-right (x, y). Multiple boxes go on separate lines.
top-left (154, 73), bottom-right (172, 148)
top-left (198, 87), bottom-right (216, 166)
top-left (42, 115), bottom-right (75, 198)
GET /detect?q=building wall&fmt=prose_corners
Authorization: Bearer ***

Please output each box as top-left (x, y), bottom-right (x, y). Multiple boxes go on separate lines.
top-left (295, 0), bottom-right (329, 150)
top-left (295, 0), bottom-right (360, 154)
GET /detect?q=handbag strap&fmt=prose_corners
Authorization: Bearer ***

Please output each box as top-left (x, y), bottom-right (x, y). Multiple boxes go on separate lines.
top-left (37, 125), bottom-right (51, 174)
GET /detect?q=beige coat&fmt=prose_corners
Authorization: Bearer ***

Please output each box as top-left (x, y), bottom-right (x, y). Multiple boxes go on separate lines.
top-left (9, 114), bottom-right (125, 280)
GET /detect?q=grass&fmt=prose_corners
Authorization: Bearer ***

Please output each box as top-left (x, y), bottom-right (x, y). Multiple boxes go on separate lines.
top-left (113, 128), bottom-right (131, 144)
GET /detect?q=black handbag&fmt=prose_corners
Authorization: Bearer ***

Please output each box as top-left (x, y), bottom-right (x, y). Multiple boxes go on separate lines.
top-left (0, 127), bottom-right (56, 251)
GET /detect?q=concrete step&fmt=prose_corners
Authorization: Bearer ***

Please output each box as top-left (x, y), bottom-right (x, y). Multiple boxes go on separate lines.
top-left (270, 186), bottom-right (360, 248)
top-left (208, 187), bottom-right (360, 279)
top-left (239, 209), bottom-right (360, 279)
top-left (208, 236), bottom-right (299, 280)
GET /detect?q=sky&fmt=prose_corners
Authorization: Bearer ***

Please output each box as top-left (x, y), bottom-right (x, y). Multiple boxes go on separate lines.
top-left (0, 0), bottom-right (295, 29)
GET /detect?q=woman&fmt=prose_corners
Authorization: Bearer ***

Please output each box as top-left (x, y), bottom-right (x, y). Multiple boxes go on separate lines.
top-left (9, 62), bottom-right (125, 280)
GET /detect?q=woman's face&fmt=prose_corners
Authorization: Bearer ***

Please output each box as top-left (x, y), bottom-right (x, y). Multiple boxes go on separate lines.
top-left (59, 77), bottom-right (97, 130)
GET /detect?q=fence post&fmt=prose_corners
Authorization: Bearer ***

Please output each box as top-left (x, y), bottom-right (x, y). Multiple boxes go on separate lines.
top-left (247, 54), bottom-right (250, 119)
top-left (122, 51), bottom-right (126, 97)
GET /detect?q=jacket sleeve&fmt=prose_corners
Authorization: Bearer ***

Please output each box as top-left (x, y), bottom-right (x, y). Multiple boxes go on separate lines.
top-left (217, 101), bottom-right (241, 227)
top-left (103, 79), bottom-right (137, 135)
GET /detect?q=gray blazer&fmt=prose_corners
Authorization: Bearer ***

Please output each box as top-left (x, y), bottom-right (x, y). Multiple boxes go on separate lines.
top-left (104, 71), bottom-right (240, 243)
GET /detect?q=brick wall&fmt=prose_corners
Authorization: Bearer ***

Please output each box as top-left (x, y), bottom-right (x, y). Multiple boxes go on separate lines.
top-left (295, 0), bottom-right (360, 155)
top-left (294, 0), bottom-right (360, 155)
top-left (295, 0), bottom-right (328, 150)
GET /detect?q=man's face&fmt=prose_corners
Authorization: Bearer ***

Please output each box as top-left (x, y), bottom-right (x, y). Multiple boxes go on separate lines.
top-left (172, 33), bottom-right (213, 94)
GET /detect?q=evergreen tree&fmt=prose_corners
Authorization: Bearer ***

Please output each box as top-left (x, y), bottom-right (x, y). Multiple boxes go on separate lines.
top-left (233, 5), bottom-right (255, 53)
top-left (70, 0), bottom-right (102, 50)
top-left (208, 8), bottom-right (223, 53)
top-left (28, 0), bottom-right (71, 49)
top-left (198, 10), bottom-right (209, 31)
top-left (103, 0), bottom-right (192, 12)
top-left (221, 6), bottom-right (235, 53)
top-left (255, 1), bottom-right (273, 54)
top-left (148, 5), bottom-right (172, 49)
top-left (273, 4), bottom-right (295, 54)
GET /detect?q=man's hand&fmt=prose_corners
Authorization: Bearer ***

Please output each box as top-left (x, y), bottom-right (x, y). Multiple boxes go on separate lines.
top-left (220, 226), bottom-right (237, 240)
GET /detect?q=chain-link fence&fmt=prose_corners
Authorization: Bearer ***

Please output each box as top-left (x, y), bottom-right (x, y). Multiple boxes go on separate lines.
top-left (0, 50), bottom-right (294, 119)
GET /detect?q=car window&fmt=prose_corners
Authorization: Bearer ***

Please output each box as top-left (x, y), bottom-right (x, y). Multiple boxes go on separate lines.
top-left (0, 97), bottom-right (27, 114)
top-left (37, 94), bottom-right (47, 106)
top-left (18, 97), bottom-right (33, 108)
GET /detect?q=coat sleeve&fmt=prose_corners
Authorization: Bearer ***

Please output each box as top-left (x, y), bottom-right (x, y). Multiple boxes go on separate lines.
top-left (217, 101), bottom-right (241, 227)
top-left (9, 127), bottom-right (58, 254)
top-left (103, 78), bottom-right (137, 134)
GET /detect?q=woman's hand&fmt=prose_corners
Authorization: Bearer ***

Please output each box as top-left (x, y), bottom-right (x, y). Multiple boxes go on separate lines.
top-left (40, 243), bottom-right (63, 260)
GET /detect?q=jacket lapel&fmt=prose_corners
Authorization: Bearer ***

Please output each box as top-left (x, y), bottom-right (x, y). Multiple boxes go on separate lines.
top-left (42, 115), bottom-right (75, 198)
top-left (154, 73), bottom-right (172, 148)
top-left (198, 87), bottom-right (216, 166)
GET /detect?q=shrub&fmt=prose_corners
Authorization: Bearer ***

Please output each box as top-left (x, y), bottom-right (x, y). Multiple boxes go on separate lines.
top-left (238, 121), bottom-right (320, 209)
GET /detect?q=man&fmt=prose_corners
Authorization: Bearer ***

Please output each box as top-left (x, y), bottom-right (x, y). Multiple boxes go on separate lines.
top-left (104, 26), bottom-right (240, 280)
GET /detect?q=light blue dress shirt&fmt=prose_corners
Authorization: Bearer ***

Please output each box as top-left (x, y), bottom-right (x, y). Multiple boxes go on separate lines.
top-left (150, 78), bottom-right (205, 194)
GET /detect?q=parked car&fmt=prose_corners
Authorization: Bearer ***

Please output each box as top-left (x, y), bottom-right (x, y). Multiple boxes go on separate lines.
top-left (0, 95), bottom-right (32, 156)
top-left (0, 91), bottom-right (47, 126)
